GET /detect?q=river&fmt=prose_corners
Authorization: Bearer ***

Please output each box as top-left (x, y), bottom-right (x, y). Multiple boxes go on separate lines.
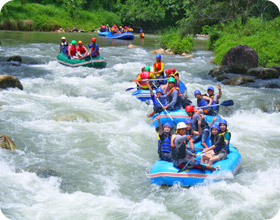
top-left (0, 31), bottom-right (280, 220)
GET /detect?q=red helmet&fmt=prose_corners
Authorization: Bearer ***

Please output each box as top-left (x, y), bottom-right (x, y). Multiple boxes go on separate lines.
top-left (185, 105), bottom-right (194, 112)
top-left (165, 69), bottom-right (172, 74)
top-left (171, 68), bottom-right (176, 72)
top-left (78, 40), bottom-right (82, 45)
top-left (124, 26), bottom-right (128, 29)
top-left (92, 38), bottom-right (96, 42)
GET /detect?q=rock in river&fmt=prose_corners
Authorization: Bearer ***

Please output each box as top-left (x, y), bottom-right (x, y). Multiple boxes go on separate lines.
top-left (223, 76), bottom-right (255, 86)
top-left (222, 45), bottom-right (258, 74)
top-left (0, 75), bottom-right (23, 90)
top-left (0, 134), bottom-right (16, 151)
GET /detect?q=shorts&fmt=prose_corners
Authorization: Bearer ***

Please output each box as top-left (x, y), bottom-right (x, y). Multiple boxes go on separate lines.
top-left (154, 106), bottom-right (163, 113)
top-left (215, 151), bottom-right (227, 160)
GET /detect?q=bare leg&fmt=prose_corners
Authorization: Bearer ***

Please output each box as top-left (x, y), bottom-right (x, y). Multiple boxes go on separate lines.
top-left (209, 156), bottom-right (220, 165)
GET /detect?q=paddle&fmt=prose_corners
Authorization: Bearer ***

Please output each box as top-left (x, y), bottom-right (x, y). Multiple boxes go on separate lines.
top-left (125, 87), bottom-right (137, 91)
top-left (197, 99), bottom-right (234, 109)
top-left (156, 98), bottom-right (177, 126)
top-left (177, 155), bottom-right (196, 173)
top-left (131, 78), bottom-right (170, 82)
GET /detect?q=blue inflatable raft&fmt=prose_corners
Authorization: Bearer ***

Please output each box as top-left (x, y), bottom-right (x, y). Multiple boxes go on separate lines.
top-left (149, 109), bottom-right (221, 128)
top-left (148, 143), bottom-right (242, 187)
top-left (132, 80), bottom-right (187, 102)
top-left (98, 31), bottom-right (134, 40)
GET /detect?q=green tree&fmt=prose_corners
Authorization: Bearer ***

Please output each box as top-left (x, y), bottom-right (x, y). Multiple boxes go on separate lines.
top-left (63, 0), bottom-right (85, 19)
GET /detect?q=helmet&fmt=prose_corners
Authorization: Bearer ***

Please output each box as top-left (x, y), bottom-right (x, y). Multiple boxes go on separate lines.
top-left (78, 40), bottom-right (82, 45)
top-left (61, 36), bottom-right (66, 40)
top-left (144, 66), bottom-right (150, 71)
top-left (211, 123), bottom-right (220, 132)
top-left (92, 38), bottom-right (96, 42)
top-left (184, 118), bottom-right (193, 125)
top-left (185, 105), bottom-right (194, 112)
top-left (171, 68), bottom-right (176, 72)
top-left (163, 123), bottom-right (172, 129)
top-left (71, 40), bottom-right (77, 44)
top-left (155, 87), bottom-right (164, 94)
top-left (177, 122), bottom-right (187, 130)
top-left (124, 26), bottom-right (128, 29)
top-left (168, 78), bottom-right (176, 83)
top-left (219, 119), bottom-right (228, 126)
top-left (165, 69), bottom-right (171, 74)
top-left (141, 67), bottom-right (145, 72)
top-left (119, 26), bottom-right (122, 28)
top-left (140, 30), bottom-right (143, 33)
top-left (207, 86), bottom-right (214, 92)
top-left (156, 54), bottom-right (161, 59)
top-left (194, 90), bottom-right (201, 96)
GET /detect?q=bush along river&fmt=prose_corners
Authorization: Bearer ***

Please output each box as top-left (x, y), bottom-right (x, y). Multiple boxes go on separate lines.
top-left (0, 31), bottom-right (280, 220)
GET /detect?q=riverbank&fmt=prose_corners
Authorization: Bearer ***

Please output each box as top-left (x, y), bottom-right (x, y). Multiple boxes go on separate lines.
top-left (0, 1), bottom-right (121, 32)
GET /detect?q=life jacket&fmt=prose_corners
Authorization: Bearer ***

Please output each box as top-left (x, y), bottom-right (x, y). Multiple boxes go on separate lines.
top-left (171, 134), bottom-right (187, 160)
top-left (209, 94), bottom-right (219, 112)
top-left (60, 41), bottom-right (68, 47)
top-left (192, 112), bottom-right (209, 130)
top-left (77, 45), bottom-right (86, 54)
top-left (140, 71), bottom-right (150, 85)
top-left (197, 95), bottom-right (209, 107)
top-left (90, 44), bottom-right (99, 56)
top-left (154, 61), bottom-right (163, 76)
top-left (159, 132), bottom-right (172, 154)
top-left (140, 33), bottom-right (144, 38)
top-left (219, 130), bottom-right (231, 154)
top-left (100, 25), bottom-right (106, 29)
top-left (128, 28), bottom-right (133, 32)
top-left (167, 87), bottom-right (182, 109)
top-left (69, 45), bottom-right (76, 56)
top-left (211, 134), bottom-right (226, 154)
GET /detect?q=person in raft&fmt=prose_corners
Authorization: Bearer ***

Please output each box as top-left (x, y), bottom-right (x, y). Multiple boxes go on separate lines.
top-left (68, 40), bottom-right (78, 59)
top-left (153, 54), bottom-right (165, 86)
top-left (59, 36), bottom-right (68, 55)
top-left (157, 78), bottom-right (182, 111)
top-left (88, 38), bottom-right (100, 58)
top-left (185, 105), bottom-right (210, 150)
top-left (136, 66), bottom-right (155, 89)
top-left (206, 84), bottom-right (222, 115)
top-left (201, 123), bottom-right (227, 165)
top-left (184, 118), bottom-right (202, 153)
top-left (157, 119), bottom-right (173, 162)
top-left (219, 119), bottom-right (231, 154)
top-left (100, 24), bottom-right (107, 32)
top-left (146, 82), bottom-right (166, 117)
top-left (77, 41), bottom-right (88, 60)
top-left (194, 89), bottom-right (215, 115)
top-left (140, 30), bottom-right (144, 39)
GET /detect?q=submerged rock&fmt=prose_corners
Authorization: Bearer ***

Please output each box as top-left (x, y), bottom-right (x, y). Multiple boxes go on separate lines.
top-left (0, 134), bottom-right (16, 151)
top-left (24, 167), bottom-right (59, 178)
top-left (247, 67), bottom-right (280, 79)
top-left (127, 44), bottom-right (138, 49)
top-left (222, 45), bottom-right (258, 74)
top-left (208, 66), bottom-right (229, 77)
top-left (7, 55), bottom-right (22, 63)
top-left (54, 113), bottom-right (89, 122)
top-left (0, 75), bottom-right (23, 90)
top-left (150, 48), bottom-right (165, 54)
top-left (223, 76), bottom-right (255, 86)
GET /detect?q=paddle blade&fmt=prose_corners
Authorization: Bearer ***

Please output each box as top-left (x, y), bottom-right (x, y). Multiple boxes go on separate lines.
top-left (125, 87), bottom-right (136, 91)
top-left (220, 100), bottom-right (234, 107)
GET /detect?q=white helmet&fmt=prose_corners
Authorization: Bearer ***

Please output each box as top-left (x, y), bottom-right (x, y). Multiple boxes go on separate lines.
top-left (177, 122), bottom-right (187, 130)
top-left (61, 36), bottom-right (66, 40)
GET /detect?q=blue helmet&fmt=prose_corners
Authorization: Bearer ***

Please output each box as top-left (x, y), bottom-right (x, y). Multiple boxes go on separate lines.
top-left (184, 118), bottom-right (193, 125)
top-left (155, 87), bottom-right (164, 94)
top-left (156, 54), bottom-right (161, 59)
top-left (140, 30), bottom-right (143, 33)
top-left (219, 119), bottom-right (228, 126)
top-left (194, 90), bottom-right (201, 96)
top-left (210, 123), bottom-right (220, 132)
top-left (163, 122), bottom-right (172, 129)
top-left (207, 86), bottom-right (214, 92)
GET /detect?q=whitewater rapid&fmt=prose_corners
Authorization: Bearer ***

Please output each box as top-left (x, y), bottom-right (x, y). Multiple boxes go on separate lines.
top-left (0, 32), bottom-right (280, 220)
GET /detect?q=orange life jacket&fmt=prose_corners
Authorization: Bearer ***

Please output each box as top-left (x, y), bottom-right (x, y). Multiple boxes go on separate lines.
top-left (168, 87), bottom-right (181, 96)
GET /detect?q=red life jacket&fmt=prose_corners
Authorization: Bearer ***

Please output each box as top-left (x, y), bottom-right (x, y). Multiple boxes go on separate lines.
top-left (140, 71), bottom-right (150, 85)
top-left (140, 33), bottom-right (144, 38)
top-left (154, 61), bottom-right (163, 73)
top-left (69, 45), bottom-right (76, 56)
top-left (100, 25), bottom-right (106, 29)
top-left (77, 45), bottom-right (86, 54)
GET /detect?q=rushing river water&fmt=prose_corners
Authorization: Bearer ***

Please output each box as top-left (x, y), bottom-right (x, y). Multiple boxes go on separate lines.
top-left (0, 31), bottom-right (280, 220)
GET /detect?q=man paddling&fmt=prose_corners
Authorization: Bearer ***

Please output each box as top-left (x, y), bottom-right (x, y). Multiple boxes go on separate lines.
top-left (88, 38), bottom-right (100, 58)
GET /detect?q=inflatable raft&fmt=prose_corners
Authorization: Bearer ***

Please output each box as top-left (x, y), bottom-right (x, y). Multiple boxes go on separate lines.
top-left (98, 31), bottom-right (134, 40)
top-left (148, 143), bottom-right (242, 187)
top-left (132, 80), bottom-right (187, 102)
top-left (57, 52), bottom-right (107, 68)
top-left (149, 109), bottom-right (220, 128)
